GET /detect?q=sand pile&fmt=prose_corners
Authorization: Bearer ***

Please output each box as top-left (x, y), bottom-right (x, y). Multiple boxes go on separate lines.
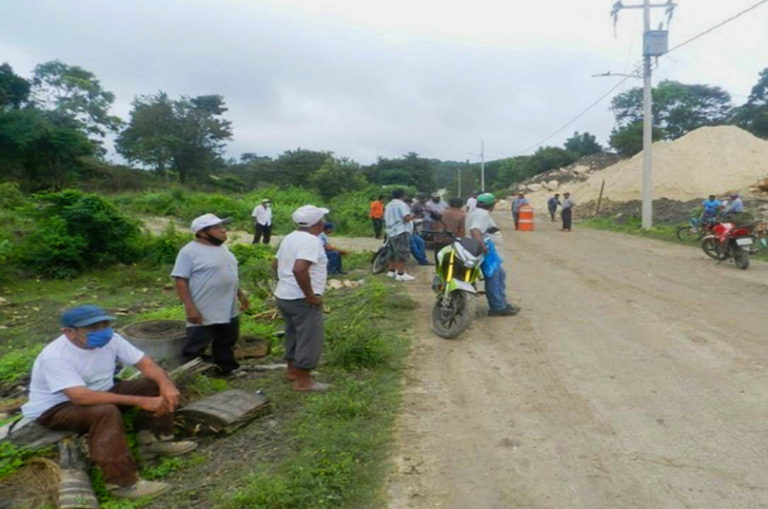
top-left (514, 126), bottom-right (768, 211)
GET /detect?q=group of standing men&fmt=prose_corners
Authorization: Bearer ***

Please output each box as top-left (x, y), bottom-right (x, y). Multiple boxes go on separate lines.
top-left (546, 192), bottom-right (575, 232)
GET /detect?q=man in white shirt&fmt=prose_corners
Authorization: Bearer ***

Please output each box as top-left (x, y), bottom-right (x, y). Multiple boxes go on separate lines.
top-left (20, 305), bottom-right (196, 500)
top-left (251, 198), bottom-right (273, 244)
top-left (465, 191), bottom-right (479, 213)
top-left (384, 189), bottom-right (416, 281)
top-left (466, 193), bottom-right (519, 317)
top-left (275, 205), bottom-right (331, 392)
top-left (172, 213), bottom-right (249, 375)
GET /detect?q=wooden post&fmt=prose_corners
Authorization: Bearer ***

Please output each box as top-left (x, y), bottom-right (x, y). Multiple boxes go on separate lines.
top-left (595, 179), bottom-right (606, 216)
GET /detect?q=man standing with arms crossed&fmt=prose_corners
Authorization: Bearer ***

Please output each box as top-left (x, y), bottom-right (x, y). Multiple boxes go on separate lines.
top-left (172, 213), bottom-right (249, 375)
top-left (275, 205), bottom-right (331, 392)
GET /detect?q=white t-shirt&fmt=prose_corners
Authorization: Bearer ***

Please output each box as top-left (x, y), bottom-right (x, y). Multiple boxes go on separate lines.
top-left (384, 199), bottom-right (411, 237)
top-left (466, 208), bottom-right (503, 249)
top-left (171, 241), bottom-right (240, 326)
top-left (275, 231), bottom-right (328, 300)
top-left (466, 197), bottom-right (477, 212)
top-left (252, 205), bottom-right (272, 226)
top-left (21, 333), bottom-right (145, 420)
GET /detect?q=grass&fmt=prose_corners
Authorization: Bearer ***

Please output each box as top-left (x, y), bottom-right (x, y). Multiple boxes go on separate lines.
top-left (583, 215), bottom-right (768, 262)
top-left (0, 235), bottom-right (415, 508)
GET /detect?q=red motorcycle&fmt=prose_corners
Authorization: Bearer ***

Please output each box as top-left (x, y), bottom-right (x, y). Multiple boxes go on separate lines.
top-left (701, 221), bottom-right (756, 270)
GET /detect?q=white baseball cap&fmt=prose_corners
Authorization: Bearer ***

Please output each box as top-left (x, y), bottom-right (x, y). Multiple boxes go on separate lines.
top-left (291, 205), bottom-right (330, 227)
top-left (190, 213), bottom-right (231, 233)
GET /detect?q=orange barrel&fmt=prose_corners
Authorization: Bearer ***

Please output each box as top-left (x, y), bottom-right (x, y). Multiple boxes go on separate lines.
top-left (518, 204), bottom-right (534, 231)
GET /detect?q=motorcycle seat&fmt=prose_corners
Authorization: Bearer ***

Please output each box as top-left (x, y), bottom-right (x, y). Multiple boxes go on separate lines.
top-left (457, 238), bottom-right (484, 257)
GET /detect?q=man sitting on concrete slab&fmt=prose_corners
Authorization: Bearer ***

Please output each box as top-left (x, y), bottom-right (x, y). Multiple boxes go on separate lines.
top-left (20, 305), bottom-right (197, 500)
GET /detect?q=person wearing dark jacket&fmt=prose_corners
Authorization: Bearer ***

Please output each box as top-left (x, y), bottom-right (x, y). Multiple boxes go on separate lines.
top-left (547, 194), bottom-right (560, 222)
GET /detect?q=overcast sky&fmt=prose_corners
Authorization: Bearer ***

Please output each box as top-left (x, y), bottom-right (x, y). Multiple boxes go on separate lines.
top-left (1, 0), bottom-right (767, 164)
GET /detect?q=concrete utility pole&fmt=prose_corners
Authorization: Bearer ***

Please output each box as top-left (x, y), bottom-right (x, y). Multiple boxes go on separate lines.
top-left (611, 0), bottom-right (675, 229)
top-left (480, 141), bottom-right (486, 192)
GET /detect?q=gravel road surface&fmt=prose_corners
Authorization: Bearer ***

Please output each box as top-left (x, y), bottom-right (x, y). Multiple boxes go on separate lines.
top-left (387, 212), bottom-right (768, 509)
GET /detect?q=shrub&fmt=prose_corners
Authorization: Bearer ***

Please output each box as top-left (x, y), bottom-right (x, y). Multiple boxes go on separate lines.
top-left (19, 190), bottom-right (142, 278)
top-left (139, 222), bottom-right (192, 265)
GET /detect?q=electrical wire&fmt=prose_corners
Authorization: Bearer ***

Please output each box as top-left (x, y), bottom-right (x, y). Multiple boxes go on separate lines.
top-left (664, 0), bottom-right (768, 56)
top-left (513, 68), bottom-right (638, 156)
top-left (512, 0), bottom-right (768, 156)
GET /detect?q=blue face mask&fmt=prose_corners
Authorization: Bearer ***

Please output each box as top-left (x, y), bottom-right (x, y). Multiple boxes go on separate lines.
top-left (85, 327), bottom-right (113, 348)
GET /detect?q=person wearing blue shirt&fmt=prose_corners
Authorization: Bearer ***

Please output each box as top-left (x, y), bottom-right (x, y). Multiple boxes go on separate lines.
top-left (319, 222), bottom-right (348, 275)
top-left (701, 195), bottom-right (721, 225)
top-left (547, 194), bottom-right (560, 222)
top-left (511, 193), bottom-right (530, 230)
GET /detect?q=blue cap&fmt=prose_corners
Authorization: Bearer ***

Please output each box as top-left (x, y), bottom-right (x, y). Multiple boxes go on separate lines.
top-left (61, 305), bottom-right (115, 328)
top-left (323, 221), bottom-right (335, 230)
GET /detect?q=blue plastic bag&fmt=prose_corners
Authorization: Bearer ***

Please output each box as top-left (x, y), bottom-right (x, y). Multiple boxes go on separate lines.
top-left (481, 238), bottom-right (502, 278)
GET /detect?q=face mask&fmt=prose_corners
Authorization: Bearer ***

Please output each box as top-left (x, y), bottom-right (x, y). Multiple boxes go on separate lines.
top-left (205, 233), bottom-right (225, 246)
top-left (86, 327), bottom-right (113, 348)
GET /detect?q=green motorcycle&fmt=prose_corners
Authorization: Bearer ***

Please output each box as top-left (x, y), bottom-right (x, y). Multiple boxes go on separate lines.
top-left (431, 235), bottom-right (485, 338)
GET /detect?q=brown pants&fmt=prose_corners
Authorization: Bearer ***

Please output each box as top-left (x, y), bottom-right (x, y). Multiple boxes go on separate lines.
top-left (36, 378), bottom-right (174, 487)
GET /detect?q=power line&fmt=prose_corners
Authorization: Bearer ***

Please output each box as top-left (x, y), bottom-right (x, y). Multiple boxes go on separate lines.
top-left (512, 0), bottom-right (768, 157)
top-left (513, 70), bottom-right (636, 156)
top-left (665, 0), bottom-right (768, 56)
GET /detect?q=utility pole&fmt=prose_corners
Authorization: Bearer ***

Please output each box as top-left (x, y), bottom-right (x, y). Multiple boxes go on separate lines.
top-left (480, 140), bottom-right (485, 192)
top-left (611, 0), bottom-right (675, 229)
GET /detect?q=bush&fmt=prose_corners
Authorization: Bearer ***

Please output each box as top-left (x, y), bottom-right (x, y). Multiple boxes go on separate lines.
top-left (19, 190), bottom-right (143, 278)
top-left (139, 222), bottom-right (192, 265)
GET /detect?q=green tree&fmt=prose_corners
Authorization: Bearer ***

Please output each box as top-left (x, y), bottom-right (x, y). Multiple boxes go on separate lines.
top-left (564, 131), bottom-right (602, 157)
top-left (307, 157), bottom-right (367, 199)
top-left (0, 108), bottom-right (94, 190)
top-left (31, 60), bottom-right (122, 137)
top-left (732, 67), bottom-right (768, 139)
top-left (0, 63), bottom-right (30, 110)
top-left (608, 121), bottom-right (665, 156)
top-left (523, 147), bottom-right (577, 177)
top-left (364, 152), bottom-right (436, 191)
top-left (116, 93), bottom-right (233, 183)
top-left (274, 149), bottom-right (333, 187)
top-left (610, 80), bottom-right (732, 140)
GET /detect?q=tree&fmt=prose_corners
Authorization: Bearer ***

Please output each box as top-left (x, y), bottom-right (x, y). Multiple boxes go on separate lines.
top-left (564, 131), bottom-right (602, 157)
top-left (0, 108), bottom-right (94, 190)
top-left (732, 67), bottom-right (768, 139)
top-left (610, 80), bottom-right (732, 140)
top-left (523, 147), bottom-right (577, 177)
top-left (365, 152), bottom-right (436, 191)
top-left (116, 92), bottom-right (233, 183)
top-left (0, 63), bottom-right (30, 110)
top-left (31, 60), bottom-right (122, 137)
top-left (307, 158), bottom-right (367, 199)
top-left (274, 149), bottom-right (333, 187)
top-left (608, 121), bottom-right (664, 156)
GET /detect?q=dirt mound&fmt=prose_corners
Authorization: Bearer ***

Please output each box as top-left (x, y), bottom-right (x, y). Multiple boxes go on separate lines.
top-left (513, 126), bottom-right (768, 215)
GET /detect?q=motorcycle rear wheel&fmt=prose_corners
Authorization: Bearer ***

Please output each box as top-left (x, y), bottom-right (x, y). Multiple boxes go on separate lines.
top-left (431, 291), bottom-right (476, 339)
top-left (734, 248), bottom-right (750, 270)
top-left (371, 247), bottom-right (388, 274)
top-left (701, 237), bottom-right (727, 260)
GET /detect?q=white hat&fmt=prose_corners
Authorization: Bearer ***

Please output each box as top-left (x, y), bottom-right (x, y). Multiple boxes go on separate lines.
top-left (291, 205), bottom-right (329, 227)
top-left (190, 213), bottom-right (231, 233)
top-left (261, 198), bottom-right (271, 204)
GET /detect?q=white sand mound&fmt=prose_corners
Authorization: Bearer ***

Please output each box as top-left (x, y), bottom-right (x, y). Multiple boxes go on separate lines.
top-left (519, 126), bottom-right (768, 211)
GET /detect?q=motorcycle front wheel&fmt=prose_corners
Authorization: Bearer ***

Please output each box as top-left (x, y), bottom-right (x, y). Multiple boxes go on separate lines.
top-left (701, 237), bottom-right (727, 260)
top-left (734, 248), bottom-right (750, 270)
top-left (431, 290), bottom-right (476, 339)
top-left (371, 247), bottom-right (388, 274)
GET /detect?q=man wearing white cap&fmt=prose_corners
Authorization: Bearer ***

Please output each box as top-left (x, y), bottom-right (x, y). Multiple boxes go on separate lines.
top-left (171, 213), bottom-right (249, 375)
top-left (251, 199), bottom-right (273, 244)
top-left (274, 205), bottom-right (331, 392)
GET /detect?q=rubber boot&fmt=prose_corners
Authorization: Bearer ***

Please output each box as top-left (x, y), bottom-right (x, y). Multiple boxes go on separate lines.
top-left (292, 369), bottom-right (331, 392)
top-left (286, 360), bottom-right (298, 381)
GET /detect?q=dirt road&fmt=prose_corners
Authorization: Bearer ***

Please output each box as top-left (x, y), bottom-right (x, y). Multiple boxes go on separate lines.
top-left (387, 213), bottom-right (768, 508)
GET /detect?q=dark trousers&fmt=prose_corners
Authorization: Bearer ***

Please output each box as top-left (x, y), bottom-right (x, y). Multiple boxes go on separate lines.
top-left (326, 250), bottom-right (343, 274)
top-left (548, 208), bottom-right (557, 221)
top-left (561, 208), bottom-right (572, 230)
top-left (277, 298), bottom-right (325, 371)
top-left (512, 211), bottom-right (520, 230)
top-left (372, 218), bottom-right (384, 238)
top-left (37, 378), bottom-right (173, 487)
top-left (183, 317), bottom-right (240, 372)
top-left (253, 223), bottom-right (272, 244)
